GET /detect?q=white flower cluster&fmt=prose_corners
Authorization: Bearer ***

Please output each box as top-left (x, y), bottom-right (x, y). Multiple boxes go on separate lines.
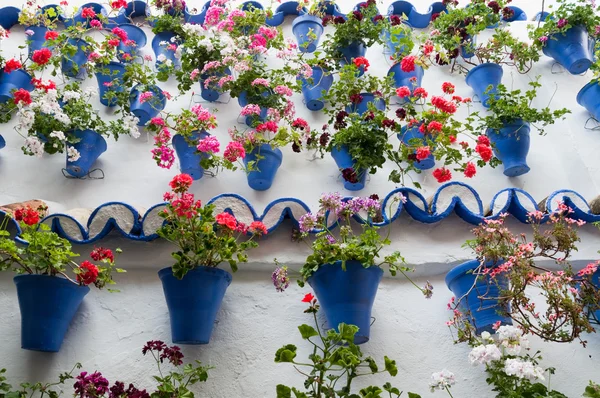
top-left (182, 23), bottom-right (205, 36)
top-left (62, 90), bottom-right (81, 102)
top-left (429, 369), bottom-right (456, 392)
top-left (503, 358), bottom-right (545, 381)
top-left (67, 146), bottom-right (81, 162)
top-left (123, 113), bottom-right (141, 139)
top-left (496, 325), bottom-right (529, 355)
top-left (23, 137), bottom-right (44, 158)
top-left (468, 343), bottom-right (502, 365)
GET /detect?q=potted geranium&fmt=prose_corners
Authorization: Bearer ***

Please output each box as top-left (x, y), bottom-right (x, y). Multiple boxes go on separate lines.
top-left (149, 0), bottom-right (186, 79)
top-left (529, 0), bottom-right (600, 75)
top-left (0, 55), bottom-right (35, 123)
top-left (274, 295), bottom-right (423, 396)
top-left (272, 193), bottom-right (432, 344)
top-left (473, 80), bottom-right (570, 177)
top-left (0, 205), bottom-right (122, 352)
top-left (291, 0), bottom-right (325, 53)
top-left (446, 205), bottom-right (600, 343)
top-left (157, 174), bottom-right (268, 344)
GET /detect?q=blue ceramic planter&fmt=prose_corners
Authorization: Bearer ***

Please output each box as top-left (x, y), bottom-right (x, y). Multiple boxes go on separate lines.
top-left (382, 28), bottom-right (407, 55)
top-left (388, 63), bottom-right (424, 102)
top-left (200, 68), bottom-right (231, 102)
top-left (577, 81), bottom-right (600, 121)
top-left (238, 91), bottom-right (269, 127)
top-left (125, 0), bottom-right (151, 19)
top-left (330, 145), bottom-right (367, 191)
top-left (0, 6), bottom-right (21, 29)
top-left (95, 62), bottom-right (126, 107)
top-left (307, 261), bottom-right (383, 344)
top-left (502, 6), bottom-right (526, 22)
top-left (445, 260), bottom-right (512, 335)
top-left (184, 1), bottom-right (211, 24)
top-left (152, 31), bottom-right (181, 71)
top-left (61, 38), bottom-right (90, 78)
top-left (159, 266), bottom-right (231, 344)
top-left (534, 11), bottom-right (551, 22)
top-left (65, 2), bottom-right (106, 28)
top-left (298, 66), bottom-right (333, 111)
top-left (387, 0), bottom-right (446, 28)
top-left (130, 84), bottom-right (167, 126)
top-left (116, 24), bottom-right (147, 62)
top-left (14, 275), bottom-right (89, 352)
top-left (543, 25), bottom-right (594, 75)
top-left (0, 134), bottom-right (5, 150)
top-left (0, 70), bottom-right (34, 104)
top-left (465, 63), bottom-right (503, 107)
top-left (244, 144), bottom-right (283, 191)
top-left (65, 129), bottom-right (107, 178)
top-left (292, 14), bottom-right (323, 53)
top-left (241, 1), bottom-right (264, 11)
top-left (399, 124), bottom-right (434, 170)
top-left (486, 119), bottom-right (530, 177)
top-left (461, 35), bottom-right (476, 58)
top-left (173, 131), bottom-right (210, 180)
top-left (591, 269), bottom-right (600, 322)
top-left (267, 1), bottom-right (306, 26)
top-left (346, 93), bottom-right (385, 115)
top-left (339, 42), bottom-right (367, 76)
top-left (27, 26), bottom-right (51, 58)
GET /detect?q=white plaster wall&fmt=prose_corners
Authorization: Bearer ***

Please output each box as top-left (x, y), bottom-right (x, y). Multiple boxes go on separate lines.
top-left (1, 0), bottom-right (600, 396)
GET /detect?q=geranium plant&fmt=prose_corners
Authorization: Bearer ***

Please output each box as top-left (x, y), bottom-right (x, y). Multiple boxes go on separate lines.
top-left (157, 174), bottom-right (268, 279)
top-left (448, 204), bottom-right (600, 345)
top-left (274, 294), bottom-right (423, 398)
top-left (0, 55), bottom-right (34, 124)
top-left (0, 205), bottom-right (122, 289)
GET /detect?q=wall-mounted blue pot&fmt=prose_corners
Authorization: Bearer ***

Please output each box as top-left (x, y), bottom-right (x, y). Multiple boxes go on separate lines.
top-left (346, 93), bottom-right (385, 115)
top-left (486, 119), bottom-right (530, 177)
top-left (130, 84), bottom-right (167, 126)
top-left (200, 68), bottom-right (231, 102)
top-left (65, 2), bottom-right (106, 28)
top-left (27, 26), bottom-right (52, 58)
top-left (125, 0), bottom-right (151, 19)
top-left (387, 0), bottom-right (447, 28)
top-left (445, 260), bottom-right (512, 335)
top-left (95, 62), bottom-right (126, 107)
top-left (173, 131), bottom-right (210, 180)
top-left (292, 14), bottom-right (323, 53)
top-left (330, 145), bottom-right (367, 191)
top-left (241, 1), bottom-right (264, 11)
top-left (184, 1), bottom-right (210, 24)
top-left (14, 275), bottom-right (89, 352)
top-left (116, 23), bottom-right (147, 62)
top-left (502, 6), bottom-right (526, 22)
top-left (338, 41), bottom-right (367, 76)
top-left (297, 66), bottom-right (333, 111)
top-left (159, 266), bottom-right (231, 344)
top-left (307, 261), bottom-right (383, 344)
top-left (0, 6), bottom-right (21, 29)
top-left (152, 31), bottom-right (181, 71)
top-left (244, 144), bottom-right (283, 191)
top-left (398, 124), bottom-right (435, 170)
top-left (237, 91), bottom-right (268, 127)
top-left (577, 81), bottom-right (600, 121)
top-left (461, 35), bottom-right (476, 58)
top-left (0, 134), bottom-right (5, 150)
top-left (65, 129), bottom-right (107, 178)
top-left (465, 63), bottom-right (503, 107)
top-left (591, 269), bottom-right (600, 322)
top-left (388, 63), bottom-right (424, 103)
top-left (0, 69), bottom-right (34, 103)
top-left (543, 25), bottom-right (594, 75)
top-left (61, 38), bottom-right (90, 78)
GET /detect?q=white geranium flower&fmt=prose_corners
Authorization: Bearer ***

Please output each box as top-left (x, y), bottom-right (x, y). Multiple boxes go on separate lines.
top-left (157, 54), bottom-right (167, 63)
top-left (49, 130), bottom-right (66, 141)
top-left (67, 146), bottom-right (81, 162)
top-left (24, 137), bottom-right (44, 158)
top-left (503, 358), bottom-right (545, 381)
top-left (429, 369), bottom-right (456, 392)
top-left (468, 344), bottom-right (502, 366)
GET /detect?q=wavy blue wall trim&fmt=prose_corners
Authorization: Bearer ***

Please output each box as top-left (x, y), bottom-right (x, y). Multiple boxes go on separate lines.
top-left (0, 182), bottom-right (592, 244)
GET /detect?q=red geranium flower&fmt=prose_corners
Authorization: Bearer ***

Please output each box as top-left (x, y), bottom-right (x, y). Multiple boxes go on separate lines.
top-left (413, 87), bottom-right (428, 98)
top-left (77, 261), bottom-right (99, 286)
top-left (90, 247), bottom-right (114, 262)
top-left (44, 30), bottom-right (59, 41)
top-left (477, 135), bottom-right (490, 146)
top-left (81, 7), bottom-right (96, 19)
top-left (14, 207), bottom-right (39, 225)
top-left (442, 82), bottom-right (455, 94)
top-left (32, 48), bottom-right (52, 65)
top-left (416, 146), bottom-right (431, 161)
top-left (476, 144), bottom-right (493, 162)
top-left (353, 56), bottom-right (370, 72)
top-left (396, 86), bottom-right (411, 98)
top-left (4, 59), bottom-right (22, 73)
top-left (13, 89), bottom-right (32, 105)
top-left (248, 221), bottom-right (268, 235)
top-left (433, 167), bottom-right (452, 183)
top-left (427, 121), bottom-right (443, 133)
top-left (464, 162), bottom-right (476, 178)
top-left (302, 293), bottom-right (315, 303)
top-left (111, 0), bottom-right (127, 9)
top-left (400, 55), bottom-right (416, 73)
top-left (169, 173), bottom-right (193, 193)
top-left (215, 212), bottom-right (238, 230)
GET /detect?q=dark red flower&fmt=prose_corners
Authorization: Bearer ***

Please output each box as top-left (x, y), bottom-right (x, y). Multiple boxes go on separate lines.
top-left (341, 167), bottom-right (359, 183)
top-left (390, 15), bottom-right (401, 25)
top-left (502, 7), bottom-right (514, 19)
top-left (333, 16), bottom-right (345, 24)
top-left (90, 247), bottom-right (114, 262)
top-left (352, 11), bottom-right (363, 21)
top-left (77, 261), bottom-right (99, 285)
top-left (319, 132), bottom-right (330, 147)
top-left (488, 1), bottom-right (501, 13)
top-left (292, 141), bottom-right (300, 153)
top-left (160, 345), bottom-right (184, 366)
top-left (349, 93), bottom-right (363, 104)
top-left (396, 108), bottom-right (407, 120)
top-left (373, 14), bottom-right (383, 22)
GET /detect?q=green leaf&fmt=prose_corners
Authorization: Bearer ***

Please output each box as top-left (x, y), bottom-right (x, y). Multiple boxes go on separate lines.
top-left (297, 324), bottom-right (318, 340)
top-left (384, 356), bottom-right (398, 377)
top-left (274, 345), bottom-right (297, 363)
top-left (276, 385), bottom-right (292, 398)
top-left (407, 393), bottom-right (422, 398)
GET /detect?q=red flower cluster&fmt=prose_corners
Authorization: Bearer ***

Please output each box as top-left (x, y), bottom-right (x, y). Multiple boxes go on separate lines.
top-left (32, 48), bottom-right (52, 65)
top-left (111, 27), bottom-right (128, 42)
top-left (14, 207), bottom-right (39, 226)
top-left (81, 7), bottom-right (97, 19)
top-left (433, 167), bottom-right (452, 183)
top-left (107, 38), bottom-right (120, 47)
top-left (431, 96), bottom-right (457, 114)
top-left (476, 143), bottom-right (493, 162)
top-left (90, 247), bottom-right (114, 263)
top-left (256, 121), bottom-right (278, 133)
top-left (13, 89), bottom-right (31, 105)
top-left (291, 118), bottom-right (309, 131)
top-left (413, 87), bottom-right (428, 98)
top-left (77, 261), bottom-right (99, 285)
top-left (4, 59), bottom-right (22, 73)
top-left (400, 55), bottom-right (416, 73)
top-left (171, 193), bottom-right (199, 219)
top-left (248, 221), bottom-right (268, 235)
top-left (216, 212), bottom-right (237, 230)
top-left (416, 146), bottom-right (431, 161)
top-left (442, 82), bottom-right (455, 94)
top-left (464, 162), bottom-right (476, 178)
top-left (44, 30), bottom-right (59, 41)
top-left (111, 0), bottom-right (127, 8)
top-left (396, 86), bottom-right (410, 98)
top-left (427, 120), bottom-right (443, 133)
top-left (169, 173), bottom-right (193, 193)
top-left (353, 56), bottom-right (369, 72)
top-left (32, 78), bottom-right (56, 92)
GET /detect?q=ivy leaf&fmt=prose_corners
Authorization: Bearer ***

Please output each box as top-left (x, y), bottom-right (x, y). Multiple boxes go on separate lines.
top-left (274, 345), bottom-right (297, 363)
top-left (298, 324), bottom-right (318, 340)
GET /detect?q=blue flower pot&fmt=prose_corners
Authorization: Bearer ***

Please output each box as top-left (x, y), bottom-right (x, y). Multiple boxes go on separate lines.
top-left (399, 124), bottom-right (434, 170)
top-left (241, 1), bottom-right (264, 11)
top-left (591, 269), bottom-right (600, 322)
top-left (292, 14), bottom-right (323, 53)
top-left (0, 70), bottom-right (34, 104)
top-left (0, 134), bottom-right (6, 150)
top-left (534, 11), bottom-right (551, 22)
top-left (95, 62), bottom-right (126, 107)
top-left (184, 1), bottom-right (211, 24)
top-left (129, 84), bottom-right (167, 126)
top-left (382, 28), bottom-right (407, 55)
top-left (152, 31), bottom-right (181, 71)
top-left (486, 119), bottom-right (530, 177)
top-left (65, 2), bottom-right (106, 29)
top-left (200, 68), bottom-right (231, 102)
top-left (27, 26), bottom-right (51, 58)
top-left (465, 63), bottom-right (503, 107)
top-left (502, 6), bottom-right (526, 22)
top-left (0, 6), bottom-right (21, 30)
top-left (388, 63), bottom-right (424, 103)
top-left (237, 91), bottom-right (269, 127)
top-left (14, 275), bottom-right (89, 352)
top-left (159, 266), bottom-right (231, 344)
top-left (461, 35), bottom-right (476, 58)
top-left (298, 66), bottom-right (333, 111)
top-left (116, 23), bottom-right (147, 62)
top-left (577, 81), bottom-right (600, 121)
top-left (345, 93), bottom-right (385, 115)
top-left (244, 144), bottom-right (283, 191)
top-left (125, 0), bottom-right (151, 19)
top-left (445, 260), bottom-right (512, 335)
top-left (330, 145), bottom-right (367, 191)
top-left (37, 4), bottom-right (65, 22)
top-left (543, 25), bottom-right (594, 75)
top-left (65, 129), bottom-right (108, 178)
top-left (307, 260), bottom-right (383, 344)
top-left (338, 41), bottom-right (367, 76)
top-left (173, 131), bottom-right (210, 180)
top-left (61, 38), bottom-right (90, 79)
